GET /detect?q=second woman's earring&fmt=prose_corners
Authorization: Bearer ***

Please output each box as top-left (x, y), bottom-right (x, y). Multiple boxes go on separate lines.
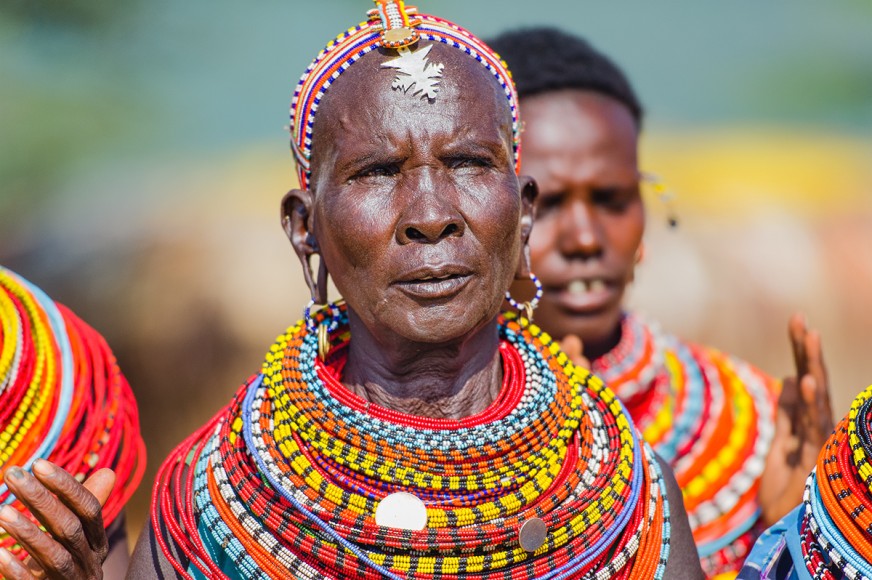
top-left (506, 273), bottom-right (543, 322)
top-left (635, 243), bottom-right (646, 265)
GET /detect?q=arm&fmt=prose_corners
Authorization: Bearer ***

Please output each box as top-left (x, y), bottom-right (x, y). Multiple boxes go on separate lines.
top-left (657, 455), bottom-right (705, 580)
top-left (126, 517), bottom-right (188, 580)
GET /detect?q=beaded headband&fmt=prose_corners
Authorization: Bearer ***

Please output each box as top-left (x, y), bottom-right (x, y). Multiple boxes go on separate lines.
top-left (289, 1), bottom-right (521, 191)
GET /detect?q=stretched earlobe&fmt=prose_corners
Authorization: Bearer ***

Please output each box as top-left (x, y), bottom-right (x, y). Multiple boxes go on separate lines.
top-left (281, 189), bottom-right (328, 304)
top-left (516, 175), bottom-right (538, 279)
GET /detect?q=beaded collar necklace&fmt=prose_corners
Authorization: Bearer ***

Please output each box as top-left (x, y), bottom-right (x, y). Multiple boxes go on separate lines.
top-left (0, 267), bottom-right (145, 559)
top-left (152, 304), bottom-right (671, 579)
top-left (796, 383), bottom-right (872, 579)
top-left (592, 312), bottom-right (779, 576)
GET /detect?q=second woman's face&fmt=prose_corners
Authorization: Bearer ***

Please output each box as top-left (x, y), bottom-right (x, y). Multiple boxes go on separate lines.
top-left (520, 90), bottom-right (644, 351)
top-left (308, 45), bottom-right (530, 347)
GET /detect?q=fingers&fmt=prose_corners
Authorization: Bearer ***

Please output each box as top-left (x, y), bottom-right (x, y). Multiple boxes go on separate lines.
top-left (802, 331), bottom-right (833, 426)
top-left (0, 547), bottom-right (36, 580)
top-left (778, 375), bottom-right (801, 437)
top-left (560, 335), bottom-right (590, 370)
top-left (31, 461), bottom-right (111, 561)
top-left (0, 501), bottom-right (76, 579)
top-left (788, 312), bottom-right (808, 378)
top-left (80, 468), bottom-right (116, 510)
top-left (800, 373), bottom-right (834, 443)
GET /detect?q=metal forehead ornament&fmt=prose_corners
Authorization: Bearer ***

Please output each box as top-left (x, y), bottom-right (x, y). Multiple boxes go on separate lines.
top-left (370, 0), bottom-right (445, 101)
top-left (369, 0), bottom-right (421, 48)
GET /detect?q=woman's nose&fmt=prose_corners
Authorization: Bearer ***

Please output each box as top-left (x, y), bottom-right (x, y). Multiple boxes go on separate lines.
top-left (396, 203), bottom-right (465, 244)
top-left (559, 199), bottom-right (603, 258)
top-left (395, 170), bottom-right (466, 244)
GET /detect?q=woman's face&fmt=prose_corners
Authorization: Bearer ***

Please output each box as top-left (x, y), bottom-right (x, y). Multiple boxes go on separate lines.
top-left (298, 44), bottom-right (533, 347)
top-left (520, 90), bottom-right (644, 350)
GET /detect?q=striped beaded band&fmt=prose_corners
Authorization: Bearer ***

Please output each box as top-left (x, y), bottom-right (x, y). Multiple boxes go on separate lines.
top-left (795, 383), bottom-right (872, 579)
top-left (0, 266), bottom-right (145, 559)
top-left (289, 8), bottom-right (521, 191)
top-left (592, 313), bottom-right (779, 576)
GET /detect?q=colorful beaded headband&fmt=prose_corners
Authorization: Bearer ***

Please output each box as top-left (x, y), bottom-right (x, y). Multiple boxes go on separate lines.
top-left (289, 0), bottom-right (521, 191)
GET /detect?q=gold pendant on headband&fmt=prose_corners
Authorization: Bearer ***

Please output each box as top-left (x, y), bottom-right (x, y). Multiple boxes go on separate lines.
top-left (371, 1), bottom-right (444, 101)
top-left (370, 1), bottom-right (422, 49)
top-left (381, 44), bottom-right (444, 101)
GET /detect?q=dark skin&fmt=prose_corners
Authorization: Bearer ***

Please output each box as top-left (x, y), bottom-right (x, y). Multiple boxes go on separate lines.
top-left (519, 88), bottom-right (834, 526)
top-left (2, 44), bottom-right (703, 579)
top-left (289, 45), bottom-right (530, 418)
top-left (0, 460), bottom-right (116, 579)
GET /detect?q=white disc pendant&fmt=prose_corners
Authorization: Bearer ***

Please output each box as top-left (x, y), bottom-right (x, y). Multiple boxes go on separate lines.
top-left (375, 492), bottom-right (428, 531)
top-left (518, 517), bottom-right (547, 552)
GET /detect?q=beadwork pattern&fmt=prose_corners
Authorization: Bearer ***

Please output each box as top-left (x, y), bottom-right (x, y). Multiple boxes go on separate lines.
top-left (0, 266), bottom-right (145, 560)
top-left (592, 313), bottom-right (779, 576)
top-left (289, 7), bottom-right (521, 190)
top-left (740, 384), bottom-right (872, 580)
top-left (151, 304), bottom-right (671, 579)
top-left (798, 384), bottom-right (872, 579)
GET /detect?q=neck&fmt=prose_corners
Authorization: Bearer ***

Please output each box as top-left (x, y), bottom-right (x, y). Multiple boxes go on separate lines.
top-left (341, 310), bottom-right (504, 420)
top-left (585, 320), bottom-right (624, 362)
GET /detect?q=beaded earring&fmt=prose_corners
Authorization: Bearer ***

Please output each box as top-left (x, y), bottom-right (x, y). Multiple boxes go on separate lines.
top-left (303, 300), bottom-right (343, 360)
top-left (641, 172), bottom-right (679, 229)
top-left (505, 273), bottom-right (543, 322)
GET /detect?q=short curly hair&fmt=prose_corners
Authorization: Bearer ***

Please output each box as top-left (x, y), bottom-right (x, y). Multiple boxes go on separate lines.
top-left (487, 27), bottom-right (643, 127)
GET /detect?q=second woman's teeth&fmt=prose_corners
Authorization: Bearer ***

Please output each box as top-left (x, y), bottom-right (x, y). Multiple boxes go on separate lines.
top-left (568, 279), bottom-right (606, 294)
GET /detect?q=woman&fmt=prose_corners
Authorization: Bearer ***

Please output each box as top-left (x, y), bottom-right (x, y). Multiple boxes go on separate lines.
top-left (488, 27), bottom-right (834, 577)
top-left (0, 3), bottom-right (701, 579)
top-left (0, 267), bottom-right (145, 578)
top-left (739, 383), bottom-right (872, 579)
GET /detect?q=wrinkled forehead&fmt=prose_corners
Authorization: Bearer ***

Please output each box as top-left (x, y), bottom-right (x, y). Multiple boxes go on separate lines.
top-left (289, 14), bottom-right (521, 190)
top-left (309, 43), bottom-right (513, 173)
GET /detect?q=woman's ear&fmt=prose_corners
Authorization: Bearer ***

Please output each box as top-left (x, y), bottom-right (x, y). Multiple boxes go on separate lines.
top-left (516, 175), bottom-right (538, 279)
top-left (281, 189), bottom-right (327, 304)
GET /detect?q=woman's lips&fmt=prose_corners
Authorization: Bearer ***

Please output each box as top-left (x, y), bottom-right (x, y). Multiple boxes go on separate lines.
top-left (393, 274), bottom-right (473, 300)
top-left (550, 278), bottom-right (617, 313)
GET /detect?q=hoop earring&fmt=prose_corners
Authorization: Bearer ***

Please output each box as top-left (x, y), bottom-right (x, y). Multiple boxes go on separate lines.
top-left (506, 273), bottom-right (543, 322)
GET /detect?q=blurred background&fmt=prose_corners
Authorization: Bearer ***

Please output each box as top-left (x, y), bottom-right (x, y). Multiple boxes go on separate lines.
top-left (2, 0), bottom-right (871, 541)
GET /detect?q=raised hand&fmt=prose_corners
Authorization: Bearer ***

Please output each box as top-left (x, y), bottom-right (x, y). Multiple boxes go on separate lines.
top-left (0, 460), bottom-right (115, 579)
top-left (560, 334), bottom-right (591, 370)
top-left (759, 313), bottom-right (835, 526)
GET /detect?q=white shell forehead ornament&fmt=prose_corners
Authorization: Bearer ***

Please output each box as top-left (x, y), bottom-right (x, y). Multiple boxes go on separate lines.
top-left (371, 1), bottom-right (445, 101)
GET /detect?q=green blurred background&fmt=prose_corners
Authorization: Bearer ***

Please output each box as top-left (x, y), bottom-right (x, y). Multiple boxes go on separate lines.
top-left (2, 0), bottom-right (871, 540)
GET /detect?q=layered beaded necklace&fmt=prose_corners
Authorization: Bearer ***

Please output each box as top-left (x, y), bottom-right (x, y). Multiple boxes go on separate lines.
top-left (152, 304), bottom-right (670, 579)
top-left (796, 383), bottom-right (872, 580)
top-left (0, 266), bottom-right (145, 558)
top-left (592, 313), bottom-right (779, 577)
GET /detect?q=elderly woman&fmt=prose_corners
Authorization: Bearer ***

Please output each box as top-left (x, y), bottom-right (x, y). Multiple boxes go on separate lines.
top-left (488, 27), bottom-right (835, 577)
top-left (0, 4), bottom-right (702, 579)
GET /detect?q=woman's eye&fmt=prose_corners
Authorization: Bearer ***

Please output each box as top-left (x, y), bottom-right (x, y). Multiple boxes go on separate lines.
top-left (592, 187), bottom-right (633, 211)
top-left (537, 194), bottom-right (564, 213)
top-left (447, 156), bottom-right (492, 170)
top-left (351, 164), bottom-right (399, 180)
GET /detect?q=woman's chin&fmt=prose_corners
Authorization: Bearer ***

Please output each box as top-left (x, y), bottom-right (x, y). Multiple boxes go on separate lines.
top-left (383, 300), bottom-right (497, 345)
top-left (534, 300), bottom-right (623, 348)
